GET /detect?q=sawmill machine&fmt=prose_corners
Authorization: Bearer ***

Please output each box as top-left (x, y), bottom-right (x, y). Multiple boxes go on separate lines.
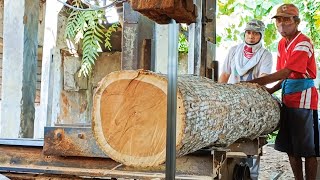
top-left (0, 1), bottom-right (272, 180)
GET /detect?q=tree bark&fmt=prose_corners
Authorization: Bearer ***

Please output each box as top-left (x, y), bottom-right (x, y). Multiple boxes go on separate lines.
top-left (92, 70), bottom-right (280, 167)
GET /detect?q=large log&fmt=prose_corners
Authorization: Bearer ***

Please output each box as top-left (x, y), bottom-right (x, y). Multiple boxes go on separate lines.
top-left (92, 70), bottom-right (280, 167)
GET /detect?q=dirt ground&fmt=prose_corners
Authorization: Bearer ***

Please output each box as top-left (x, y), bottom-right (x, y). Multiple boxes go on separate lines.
top-left (259, 144), bottom-right (294, 180)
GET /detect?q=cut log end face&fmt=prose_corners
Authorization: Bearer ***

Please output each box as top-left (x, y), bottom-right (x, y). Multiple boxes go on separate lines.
top-left (93, 70), bottom-right (185, 167)
top-left (100, 79), bottom-right (167, 157)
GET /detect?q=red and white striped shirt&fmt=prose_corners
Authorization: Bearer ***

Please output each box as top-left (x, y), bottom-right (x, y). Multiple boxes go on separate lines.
top-left (277, 32), bottom-right (318, 110)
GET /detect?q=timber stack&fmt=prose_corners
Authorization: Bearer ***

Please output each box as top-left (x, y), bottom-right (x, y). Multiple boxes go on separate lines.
top-left (92, 70), bottom-right (280, 167)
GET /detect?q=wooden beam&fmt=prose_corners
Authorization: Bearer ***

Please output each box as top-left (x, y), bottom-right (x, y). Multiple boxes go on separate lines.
top-left (0, 38), bottom-right (43, 59)
top-left (37, 0), bottom-right (65, 138)
top-left (1, 0), bottom-right (39, 138)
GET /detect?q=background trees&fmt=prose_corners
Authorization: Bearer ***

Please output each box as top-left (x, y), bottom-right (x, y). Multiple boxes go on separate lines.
top-left (217, 0), bottom-right (320, 60)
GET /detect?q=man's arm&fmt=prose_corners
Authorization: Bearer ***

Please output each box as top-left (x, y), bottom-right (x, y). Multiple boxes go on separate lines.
top-left (266, 81), bottom-right (282, 94)
top-left (249, 68), bottom-right (292, 86)
top-left (258, 51), bottom-right (273, 78)
top-left (218, 72), bottom-right (230, 83)
top-left (259, 73), bottom-right (269, 77)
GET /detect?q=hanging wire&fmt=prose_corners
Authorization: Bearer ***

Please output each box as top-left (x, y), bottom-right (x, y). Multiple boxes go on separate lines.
top-left (56, 0), bottom-right (127, 11)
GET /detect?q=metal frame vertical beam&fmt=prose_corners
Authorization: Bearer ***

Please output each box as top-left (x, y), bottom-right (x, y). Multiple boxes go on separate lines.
top-left (187, 0), bottom-right (217, 79)
top-left (165, 20), bottom-right (179, 180)
top-left (121, 2), bottom-right (139, 70)
top-left (204, 0), bottom-right (218, 80)
top-left (122, 3), bottom-right (155, 70)
top-left (200, 0), bottom-right (207, 77)
top-left (188, 0), bottom-right (203, 75)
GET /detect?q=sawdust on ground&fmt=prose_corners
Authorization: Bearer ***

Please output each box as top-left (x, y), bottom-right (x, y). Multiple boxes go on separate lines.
top-left (259, 144), bottom-right (294, 180)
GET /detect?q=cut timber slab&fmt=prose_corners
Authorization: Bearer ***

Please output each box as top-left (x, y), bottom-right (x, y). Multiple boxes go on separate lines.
top-left (130, 0), bottom-right (197, 24)
top-left (92, 70), bottom-right (280, 167)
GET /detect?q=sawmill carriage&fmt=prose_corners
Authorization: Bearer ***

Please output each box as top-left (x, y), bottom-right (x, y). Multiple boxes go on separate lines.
top-left (0, 0), bottom-right (284, 179)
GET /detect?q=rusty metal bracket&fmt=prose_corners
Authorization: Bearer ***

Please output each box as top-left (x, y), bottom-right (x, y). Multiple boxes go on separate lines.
top-left (0, 144), bottom-right (213, 179)
top-left (43, 126), bottom-right (107, 158)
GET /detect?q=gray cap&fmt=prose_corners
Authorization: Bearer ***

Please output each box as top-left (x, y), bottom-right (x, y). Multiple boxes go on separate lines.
top-left (244, 19), bottom-right (265, 34)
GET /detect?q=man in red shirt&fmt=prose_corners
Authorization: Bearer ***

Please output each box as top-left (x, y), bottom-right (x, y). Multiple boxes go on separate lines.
top-left (249, 4), bottom-right (319, 180)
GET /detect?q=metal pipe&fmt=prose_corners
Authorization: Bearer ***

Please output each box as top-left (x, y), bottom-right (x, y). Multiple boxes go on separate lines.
top-left (165, 20), bottom-right (179, 180)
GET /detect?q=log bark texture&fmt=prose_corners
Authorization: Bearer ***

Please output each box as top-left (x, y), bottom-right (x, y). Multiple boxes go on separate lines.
top-left (92, 70), bottom-right (280, 167)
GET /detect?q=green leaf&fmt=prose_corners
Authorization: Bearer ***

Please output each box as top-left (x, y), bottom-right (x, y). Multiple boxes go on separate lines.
top-left (63, 1), bottom-right (120, 77)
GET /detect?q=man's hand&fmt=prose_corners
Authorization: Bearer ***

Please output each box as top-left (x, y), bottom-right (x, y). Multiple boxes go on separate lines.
top-left (218, 72), bottom-right (230, 83)
top-left (237, 82), bottom-right (274, 94)
top-left (261, 86), bottom-right (273, 94)
top-left (247, 68), bottom-right (292, 86)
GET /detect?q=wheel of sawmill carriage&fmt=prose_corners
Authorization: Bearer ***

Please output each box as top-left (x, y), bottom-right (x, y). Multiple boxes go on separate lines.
top-left (233, 162), bottom-right (251, 180)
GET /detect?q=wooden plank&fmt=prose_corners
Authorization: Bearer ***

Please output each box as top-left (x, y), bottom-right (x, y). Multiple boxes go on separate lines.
top-left (137, 10), bottom-right (171, 24)
top-left (131, 0), bottom-right (196, 24)
top-left (0, 145), bottom-right (213, 179)
top-left (186, 0), bottom-right (195, 12)
top-left (164, 0), bottom-right (196, 24)
top-left (131, 0), bottom-right (174, 11)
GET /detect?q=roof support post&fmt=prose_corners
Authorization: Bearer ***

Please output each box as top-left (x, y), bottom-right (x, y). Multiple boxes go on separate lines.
top-left (1, 0), bottom-right (39, 138)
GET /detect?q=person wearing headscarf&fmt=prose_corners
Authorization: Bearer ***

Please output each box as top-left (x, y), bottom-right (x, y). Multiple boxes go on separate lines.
top-left (219, 19), bottom-right (273, 84)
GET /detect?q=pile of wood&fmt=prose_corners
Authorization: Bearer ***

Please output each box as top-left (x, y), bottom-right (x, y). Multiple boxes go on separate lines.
top-left (92, 70), bottom-right (280, 167)
top-left (130, 0), bottom-right (197, 24)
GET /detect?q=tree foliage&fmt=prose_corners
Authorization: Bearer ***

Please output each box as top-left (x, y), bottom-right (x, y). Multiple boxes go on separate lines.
top-left (217, 0), bottom-right (320, 57)
top-left (299, 1), bottom-right (320, 49)
top-left (64, 0), bottom-right (119, 77)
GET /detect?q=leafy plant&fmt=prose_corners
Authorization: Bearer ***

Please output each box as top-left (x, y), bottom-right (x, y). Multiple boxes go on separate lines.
top-left (299, 1), bottom-right (320, 50)
top-left (178, 33), bottom-right (189, 54)
top-left (64, 0), bottom-right (119, 77)
top-left (105, 23), bottom-right (119, 51)
top-left (267, 130), bottom-right (278, 143)
top-left (217, 0), bottom-right (278, 51)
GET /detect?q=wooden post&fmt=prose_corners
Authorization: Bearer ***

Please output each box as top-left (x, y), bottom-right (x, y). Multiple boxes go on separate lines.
top-left (37, 0), bottom-right (64, 138)
top-left (1, 0), bottom-right (39, 138)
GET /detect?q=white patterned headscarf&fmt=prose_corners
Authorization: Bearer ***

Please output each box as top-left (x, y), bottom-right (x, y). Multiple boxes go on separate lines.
top-left (228, 19), bottom-right (267, 83)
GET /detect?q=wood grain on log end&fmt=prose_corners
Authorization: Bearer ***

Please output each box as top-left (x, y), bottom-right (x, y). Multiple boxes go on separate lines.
top-left (92, 70), bottom-right (186, 167)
